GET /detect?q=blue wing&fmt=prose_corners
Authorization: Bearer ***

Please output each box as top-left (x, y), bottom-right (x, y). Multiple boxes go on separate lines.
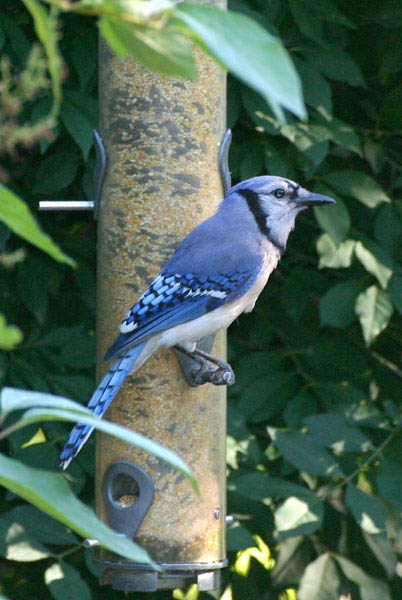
top-left (104, 268), bottom-right (260, 360)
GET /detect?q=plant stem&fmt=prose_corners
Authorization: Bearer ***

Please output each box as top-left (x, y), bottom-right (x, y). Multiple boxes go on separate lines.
top-left (325, 429), bottom-right (398, 497)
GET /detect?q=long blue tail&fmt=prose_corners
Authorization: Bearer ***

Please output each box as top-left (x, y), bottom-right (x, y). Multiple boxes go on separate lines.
top-left (58, 343), bottom-right (146, 469)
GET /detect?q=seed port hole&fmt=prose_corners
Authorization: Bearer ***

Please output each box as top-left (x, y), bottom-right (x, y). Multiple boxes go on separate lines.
top-left (111, 473), bottom-right (139, 508)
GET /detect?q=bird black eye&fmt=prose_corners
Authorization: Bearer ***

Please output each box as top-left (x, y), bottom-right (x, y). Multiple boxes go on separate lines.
top-left (273, 188), bottom-right (285, 199)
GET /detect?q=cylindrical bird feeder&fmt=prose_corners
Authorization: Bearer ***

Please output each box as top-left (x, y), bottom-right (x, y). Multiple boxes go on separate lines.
top-left (95, 5), bottom-right (227, 592)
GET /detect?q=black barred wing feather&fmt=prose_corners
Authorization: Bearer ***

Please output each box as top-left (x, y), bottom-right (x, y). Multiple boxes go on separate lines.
top-left (104, 270), bottom-right (257, 360)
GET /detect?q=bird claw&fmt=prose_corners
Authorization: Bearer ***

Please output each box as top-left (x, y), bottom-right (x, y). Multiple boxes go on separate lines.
top-left (191, 363), bottom-right (235, 387)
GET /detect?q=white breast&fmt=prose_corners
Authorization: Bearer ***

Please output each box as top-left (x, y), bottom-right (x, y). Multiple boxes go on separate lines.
top-left (155, 243), bottom-right (280, 349)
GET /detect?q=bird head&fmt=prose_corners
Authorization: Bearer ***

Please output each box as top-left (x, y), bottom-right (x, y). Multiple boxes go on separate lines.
top-left (229, 175), bottom-right (335, 252)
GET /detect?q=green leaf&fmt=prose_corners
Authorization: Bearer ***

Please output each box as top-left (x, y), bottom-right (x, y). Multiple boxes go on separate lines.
top-left (389, 274), bottom-right (402, 316)
top-left (380, 84), bottom-right (402, 129)
top-left (0, 14), bottom-right (30, 64)
top-left (232, 471), bottom-right (319, 504)
top-left (32, 152), bottom-right (80, 195)
top-left (355, 285), bottom-right (393, 346)
top-left (319, 281), bottom-right (362, 328)
top-left (175, 3), bottom-right (306, 120)
top-left (322, 170), bottom-right (391, 208)
top-left (0, 519), bottom-right (49, 562)
top-left (303, 46), bottom-right (364, 86)
top-left (269, 429), bottom-right (344, 477)
top-left (0, 453), bottom-right (154, 564)
top-left (376, 458), bottom-right (402, 510)
top-left (0, 184), bottom-right (75, 267)
top-left (313, 185), bottom-right (350, 245)
top-left (303, 414), bottom-right (373, 453)
top-left (354, 242), bottom-right (393, 289)
top-left (237, 373), bottom-right (297, 423)
top-left (295, 59), bottom-right (332, 119)
top-left (374, 205), bottom-right (402, 258)
top-left (284, 391), bottom-right (318, 429)
top-left (316, 234), bottom-right (355, 269)
top-left (362, 531), bottom-right (397, 579)
top-left (289, 2), bottom-right (324, 45)
top-left (3, 506), bottom-right (79, 546)
top-left (0, 388), bottom-right (92, 417)
top-left (45, 561), bottom-right (91, 600)
top-left (298, 553), bottom-right (340, 600)
top-left (99, 17), bottom-right (197, 80)
top-left (346, 485), bottom-right (386, 536)
top-left (0, 314), bottom-right (23, 350)
top-left (296, 0), bottom-right (355, 28)
top-left (61, 100), bottom-right (94, 159)
top-left (322, 116), bottom-right (362, 155)
top-left (227, 524), bottom-right (256, 551)
top-left (334, 554), bottom-right (392, 600)
top-left (16, 407), bottom-right (195, 485)
top-left (1, 388), bottom-right (196, 489)
top-left (274, 496), bottom-right (323, 540)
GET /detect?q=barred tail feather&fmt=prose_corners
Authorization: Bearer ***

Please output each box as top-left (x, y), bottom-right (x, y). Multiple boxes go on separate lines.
top-left (58, 342), bottom-right (146, 469)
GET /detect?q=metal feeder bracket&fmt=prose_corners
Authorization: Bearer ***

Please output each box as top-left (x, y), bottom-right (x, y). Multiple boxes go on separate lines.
top-left (39, 129), bottom-right (106, 217)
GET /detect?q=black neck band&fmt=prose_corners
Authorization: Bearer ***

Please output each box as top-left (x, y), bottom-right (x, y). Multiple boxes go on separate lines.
top-left (237, 188), bottom-right (285, 254)
top-left (237, 189), bottom-right (269, 236)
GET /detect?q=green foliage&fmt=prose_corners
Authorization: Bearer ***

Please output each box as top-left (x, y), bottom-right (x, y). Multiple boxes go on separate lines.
top-left (0, 0), bottom-right (402, 599)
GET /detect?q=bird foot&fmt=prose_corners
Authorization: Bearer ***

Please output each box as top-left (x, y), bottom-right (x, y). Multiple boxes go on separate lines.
top-left (175, 344), bottom-right (235, 387)
top-left (191, 362), bottom-right (235, 386)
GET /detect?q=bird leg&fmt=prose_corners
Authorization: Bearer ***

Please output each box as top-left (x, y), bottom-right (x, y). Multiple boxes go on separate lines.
top-left (174, 345), bottom-right (235, 386)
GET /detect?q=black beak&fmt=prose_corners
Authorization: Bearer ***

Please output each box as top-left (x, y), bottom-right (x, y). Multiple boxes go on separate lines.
top-left (300, 192), bottom-right (336, 207)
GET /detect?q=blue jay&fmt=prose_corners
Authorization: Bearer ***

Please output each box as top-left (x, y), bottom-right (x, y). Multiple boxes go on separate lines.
top-left (59, 176), bottom-right (334, 468)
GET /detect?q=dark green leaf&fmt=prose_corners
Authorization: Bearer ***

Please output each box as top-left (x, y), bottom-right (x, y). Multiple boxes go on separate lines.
top-left (227, 524), bottom-right (256, 551)
top-left (0, 14), bottom-right (30, 63)
top-left (303, 46), bottom-right (364, 86)
top-left (269, 429), bottom-right (344, 477)
top-left (32, 152), bottom-right (80, 195)
top-left (377, 458), bottom-right (402, 510)
top-left (295, 60), bottom-right (332, 119)
top-left (289, 2), bottom-right (324, 45)
top-left (296, 0), bottom-right (354, 27)
top-left (346, 485), bottom-right (386, 536)
top-left (374, 205), bottom-right (402, 259)
top-left (303, 415), bottom-right (373, 452)
top-left (3, 506), bottom-right (78, 546)
top-left (61, 100), bottom-right (94, 159)
top-left (389, 274), bottom-right (402, 316)
top-left (319, 281), bottom-right (362, 328)
top-left (45, 561), bottom-right (91, 600)
top-left (313, 185), bottom-right (350, 245)
top-left (232, 471), bottom-right (318, 503)
top-left (284, 391), bottom-right (318, 429)
top-left (238, 373), bottom-right (297, 423)
top-left (380, 84), bottom-right (402, 129)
